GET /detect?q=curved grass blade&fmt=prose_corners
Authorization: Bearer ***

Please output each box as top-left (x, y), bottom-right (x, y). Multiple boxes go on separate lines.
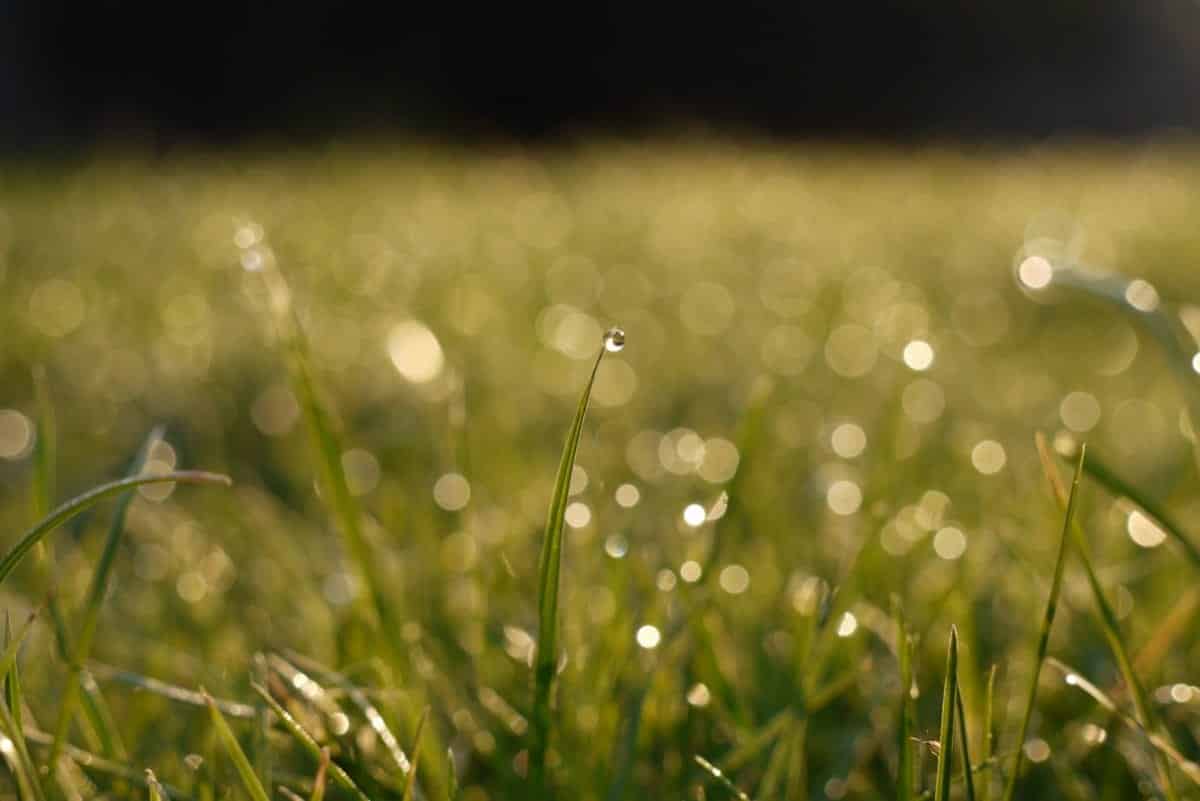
top-left (49, 427), bottom-right (164, 767)
top-left (934, 626), bottom-right (959, 801)
top-left (204, 690), bottom-right (271, 801)
top-left (1035, 434), bottom-right (1180, 801)
top-left (90, 662), bottom-right (255, 718)
top-left (1067, 445), bottom-right (1200, 570)
top-left (249, 683), bottom-right (373, 801)
top-left (0, 471), bottom-right (231, 586)
top-left (531, 329), bottom-right (619, 797)
top-left (1001, 440), bottom-right (1085, 801)
top-left (1042, 264), bottom-right (1200, 475)
top-left (1045, 659), bottom-right (1200, 785)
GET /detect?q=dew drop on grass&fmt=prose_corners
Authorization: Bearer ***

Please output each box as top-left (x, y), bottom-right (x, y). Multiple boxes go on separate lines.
top-left (603, 326), bottom-right (626, 352)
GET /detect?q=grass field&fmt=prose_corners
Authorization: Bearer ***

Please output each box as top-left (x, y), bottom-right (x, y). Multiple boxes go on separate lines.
top-left (2, 140), bottom-right (1200, 801)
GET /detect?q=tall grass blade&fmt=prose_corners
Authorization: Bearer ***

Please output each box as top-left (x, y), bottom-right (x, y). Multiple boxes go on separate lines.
top-left (981, 665), bottom-right (997, 801)
top-left (933, 626), bottom-right (958, 801)
top-left (400, 707), bottom-right (429, 801)
top-left (1000, 441), bottom-right (1085, 801)
top-left (955, 688), bottom-right (976, 801)
top-left (249, 683), bottom-right (372, 801)
top-left (49, 426), bottom-right (163, 767)
top-left (204, 689), bottom-right (271, 801)
top-left (253, 262), bottom-right (448, 800)
top-left (0, 632), bottom-right (45, 801)
top-left (1035, 434), bottom-right (1180, 801)
top-left (0, 471), bottom-right (231, 585)
top-left (1045, 659), bottom-right (1200, 785)
top-left (531, 329), bottom-right (618, 797)
top-left (895, 599), bottom-right (914, 801)
top-left (309, 748), bottom-right (330, 801)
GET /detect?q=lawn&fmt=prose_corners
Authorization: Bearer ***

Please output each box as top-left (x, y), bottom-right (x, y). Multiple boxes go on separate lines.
top-left (1, 140), bottom-right (1199, 801)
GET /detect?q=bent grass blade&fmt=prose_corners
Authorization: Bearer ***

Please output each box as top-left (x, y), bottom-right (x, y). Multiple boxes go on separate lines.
top-left (0, 471), bottom-right (231, 586)
top-left (531, 328), bottom-right (621, 797)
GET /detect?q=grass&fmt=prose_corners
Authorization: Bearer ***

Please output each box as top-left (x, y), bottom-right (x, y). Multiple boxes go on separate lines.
top-left (1, 140), bottom-right (1200, 800)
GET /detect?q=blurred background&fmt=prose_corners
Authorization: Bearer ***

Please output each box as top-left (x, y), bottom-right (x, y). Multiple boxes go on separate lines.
top-left (2, 0), bottom-right (1199, 149)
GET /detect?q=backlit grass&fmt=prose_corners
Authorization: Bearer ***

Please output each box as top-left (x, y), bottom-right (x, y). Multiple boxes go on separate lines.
top-left (1, 140), bottom-right (1200, 800)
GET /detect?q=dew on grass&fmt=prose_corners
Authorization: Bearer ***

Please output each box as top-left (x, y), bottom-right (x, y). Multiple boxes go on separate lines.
top-left (603, 326), bottom-right (626, 352)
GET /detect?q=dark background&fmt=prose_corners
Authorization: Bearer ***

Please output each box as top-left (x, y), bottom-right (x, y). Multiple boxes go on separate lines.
top-left (3, 0), bottom-right (1199, 151)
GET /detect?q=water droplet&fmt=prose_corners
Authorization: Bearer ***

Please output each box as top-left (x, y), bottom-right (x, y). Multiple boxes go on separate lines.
top-left (603, 326), bottom-right (626, 352)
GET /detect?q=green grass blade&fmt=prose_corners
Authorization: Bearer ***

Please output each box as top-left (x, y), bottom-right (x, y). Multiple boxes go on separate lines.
top-left (531, 329), bottom-right (618, 796)
top-left (0, 609), bottom-right (39, 688)
top-left (955, 688), bottom-right (976, 801)
top-left (1073, 445), bottom-right (1200, 569)
top-left (146, 769), bottom-right (168, 801)
top-left (934, 626), bottom-right (959, 801)
top-left (0, 635), bottom-right (45, 801)
top-left (254, 263), bottom-right (448, 801)
top-left (694, 755), bottom-right (752, 801)
top-left (0, 471), bottom-right (231, 586)
top-left (1035, 435), bottom-right (1180, 801)
top-left (204, 689), bottom-right (271, 801)
top-left (249, 683), bottom-right (373, 801)
top-left (981, 665), bottom-right (997, 801)
top-left (1045, 659), bottom-right (1200, 785)
top-left (50, 426), bottom-right (163, 767)
top-left (400, 707), bottom-right (429, 801)
top-left (1001, 439), bottom-right (1085, 801)
top-left (309, 748), bottom-right (329, 801)
top-left (895, 599), bottom-right (914, 801)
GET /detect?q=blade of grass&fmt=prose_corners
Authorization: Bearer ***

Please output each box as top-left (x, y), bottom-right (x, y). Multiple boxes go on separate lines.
top-left (310, 748), bottom-right (330, 801)
top-left (400, 707), bottom-right (429, 801)
top-left (956, 688), bottom-right (977, 801)
top-left (1035, 434), bottom-right (1180, 801)
top-left (249, 683), bottom-right (372, 801)
top-left (1000, 441), bottom-right (1085, 801)
top-left (934, 626), bottom-right (959, 801)
top-left (1074, 446), bottom-right (1200, 569)
top-left (146, 769), bottom-right (168, 801)
top-left (281, 651), bottom-right (411, 778)
top-left (531, 329), bottom-right (619, 797)
top-left (1134, 586), bottom-right (1200, 678)
top-left (694, 755), bottom-right (752, 801)
top-left (0, 638), bottom-right (45, 801)
top-left (0, 471), bottom-right (231, 585)
top-left (90, 662), bottom-right (256, 718)
top-left (204, 689), bottom-right (271, 801)
top-left (49, 426), bottom-right (164, 767)
top-left (895, 599), bottom-right (914, 801)
top-left (1044, 658), bottom-right (1200, 785)
top-left (981, 665), bottom-right (997, 801)
top-left (253, 260), bottom-right (447, 800)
